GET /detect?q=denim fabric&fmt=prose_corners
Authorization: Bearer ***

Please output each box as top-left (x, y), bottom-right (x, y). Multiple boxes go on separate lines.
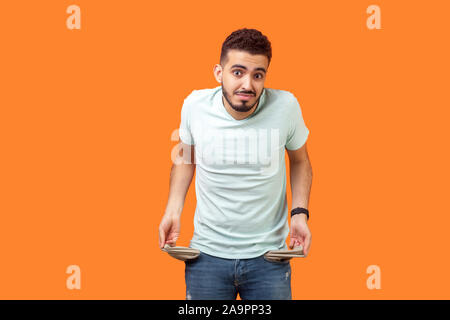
top-left (185, 251), bottom-right (292, 300)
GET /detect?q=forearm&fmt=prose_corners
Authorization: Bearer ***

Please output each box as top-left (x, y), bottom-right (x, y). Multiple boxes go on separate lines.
top-left (289, 159), bottom-right (313, 210)
top-left (165, 162), bottom-right (195, 216)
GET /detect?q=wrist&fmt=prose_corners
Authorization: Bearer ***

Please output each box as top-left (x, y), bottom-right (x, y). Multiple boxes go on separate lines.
top-left (292, 213), bottom-right (308, 222)
top-left (290, 207), bottom-right (309, 221)
top-left (165, 203), bottom-right (183, 218)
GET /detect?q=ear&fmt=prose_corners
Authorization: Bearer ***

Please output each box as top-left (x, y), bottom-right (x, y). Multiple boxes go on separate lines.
top-left (213, 64), bottom-right (223, 83)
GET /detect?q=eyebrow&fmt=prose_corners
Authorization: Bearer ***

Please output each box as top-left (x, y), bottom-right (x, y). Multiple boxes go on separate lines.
top-left (230, 64), bottom-right (266, 74)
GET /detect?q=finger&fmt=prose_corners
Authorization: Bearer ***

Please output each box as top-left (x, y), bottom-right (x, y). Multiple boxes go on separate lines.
top-left (304, 235), bottom-right (311, 256)
top-left (167, 238), bottom-right (177, 247)
top-left (293, 237), bottom-right (303, 248)
top-left (291, 236), bottom-right (300, 249)
top-left (289, 238), bottom-right (295, 249)
top-left (158, 227), bottom-right (165, 249)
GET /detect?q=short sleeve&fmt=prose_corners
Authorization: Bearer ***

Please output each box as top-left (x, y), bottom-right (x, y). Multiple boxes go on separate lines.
top-left (179, 93), bottom-right (195, 145)
top-left (285, 95), bottom-right (309, 150)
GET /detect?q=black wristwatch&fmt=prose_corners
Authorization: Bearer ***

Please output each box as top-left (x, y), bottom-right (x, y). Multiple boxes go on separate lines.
top-left (291, 207), bottom-right (309, 221)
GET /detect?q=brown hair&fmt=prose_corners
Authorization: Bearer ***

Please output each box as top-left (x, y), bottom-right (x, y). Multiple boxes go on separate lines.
top-left (220, 28), bottom-right (272, 67)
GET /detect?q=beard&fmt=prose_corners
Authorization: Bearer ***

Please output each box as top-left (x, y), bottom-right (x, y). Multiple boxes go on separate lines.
top-left (222, 85), bottom-right (262, 113)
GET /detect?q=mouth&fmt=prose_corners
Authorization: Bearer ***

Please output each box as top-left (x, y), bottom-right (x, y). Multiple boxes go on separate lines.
top-left (236, 93), bottom-right (254, 100)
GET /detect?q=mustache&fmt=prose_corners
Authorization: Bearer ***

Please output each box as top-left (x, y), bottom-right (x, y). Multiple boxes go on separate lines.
top-left (236, 92), bottom-right (255, 95)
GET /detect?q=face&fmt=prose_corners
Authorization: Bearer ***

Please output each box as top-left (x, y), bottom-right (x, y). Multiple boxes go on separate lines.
top-left (214, 50), bottom-right (268, 113)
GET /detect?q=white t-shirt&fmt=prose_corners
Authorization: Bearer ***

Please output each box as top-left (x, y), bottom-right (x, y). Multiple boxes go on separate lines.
top-left (179, 85), bottom-right (309, 259)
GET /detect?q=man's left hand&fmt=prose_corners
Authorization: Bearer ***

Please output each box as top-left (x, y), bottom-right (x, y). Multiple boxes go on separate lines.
top-left (289, 214), bottom-right (312, 256)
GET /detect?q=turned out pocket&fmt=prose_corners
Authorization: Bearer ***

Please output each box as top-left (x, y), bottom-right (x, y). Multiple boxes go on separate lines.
top-left (162, 245), bottom-right (201, 262)
top-left (263, 254), bottom-right (291, 264)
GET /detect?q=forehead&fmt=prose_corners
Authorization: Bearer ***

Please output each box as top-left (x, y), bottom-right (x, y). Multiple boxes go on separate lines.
top-left (225, 50), bottom-right (269, 70)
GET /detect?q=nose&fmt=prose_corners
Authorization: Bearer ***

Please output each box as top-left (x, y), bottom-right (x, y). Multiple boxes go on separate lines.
top-left (239, 75), bottom-right (254, 95)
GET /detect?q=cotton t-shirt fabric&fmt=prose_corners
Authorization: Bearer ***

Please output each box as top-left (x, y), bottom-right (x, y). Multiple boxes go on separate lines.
top-left (179, 85), bottom-right (309, 259)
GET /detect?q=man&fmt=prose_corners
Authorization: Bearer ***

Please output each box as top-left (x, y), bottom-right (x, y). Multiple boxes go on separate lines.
top-left (159, 28), bottom-right (313, 300)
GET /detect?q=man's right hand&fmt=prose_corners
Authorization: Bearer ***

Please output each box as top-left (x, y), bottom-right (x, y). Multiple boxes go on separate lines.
top-left (158, 212), bottom-right (181, 249)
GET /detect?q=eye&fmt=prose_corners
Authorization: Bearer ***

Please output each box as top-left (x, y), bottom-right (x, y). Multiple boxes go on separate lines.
top-left (255, 73), bottom-right (263, 79)
top-left (233, 70), bottom-right (242, 76)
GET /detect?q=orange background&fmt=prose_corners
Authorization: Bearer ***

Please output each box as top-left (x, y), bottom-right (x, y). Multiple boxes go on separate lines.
top-left (1, 0), bottom-right (449, 299)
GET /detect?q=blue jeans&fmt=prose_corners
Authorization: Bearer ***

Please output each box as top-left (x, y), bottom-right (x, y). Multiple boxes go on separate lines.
top-left (185, 251), bottom-right (292, 300)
